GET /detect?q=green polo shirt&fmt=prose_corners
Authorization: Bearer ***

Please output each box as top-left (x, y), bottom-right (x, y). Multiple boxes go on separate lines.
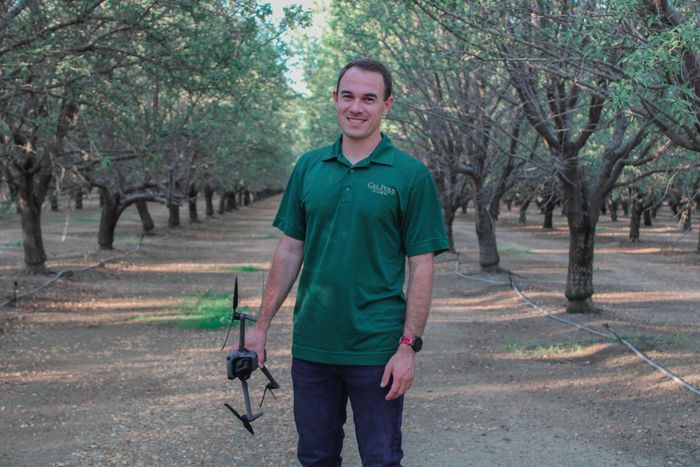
top-left (273, 134), bottom-right (448, 365)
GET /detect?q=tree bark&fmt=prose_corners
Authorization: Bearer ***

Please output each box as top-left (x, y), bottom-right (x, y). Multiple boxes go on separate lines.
top-left (565, 217), bottom-right (598, 313)
top-left (542, 199), bottom-right (555, 229)
top-left (681, 205), bottom-right (692, 231)
top-left (697, 197), bottom-right (700, 251)
top-left (74, 190), bottom-right (83, 209)
top-left (643, 208), bottom-right (653, 226)
top-left (135, 200), bottom-right (155, 235)
top-left (629, 198), bottom-right (642, 242)
top-left (218, 192), bottom-right (226, 214)
top-left (475, 193), bottom-right (501, 272)
top-left (98, 189), bottom-right (164, 249)
top-left (98, 190), bottom-right (119, 250)
top-left (608, 199), bottom-right (618, 221)
top-left (168, 203), bottom-right (180, 228)
top-left (226, 191), bottom-right (237, 212)
top-left (19, 175), bottom-right (49, 273)
top-left (49, 190), bottom-right (59, 211)
top-left (518, 198), bottom-right (531, 225)
top-left (188, 184), bottom-right (199, 223)
top-left (443, 207), bottom-right (456, 252)
top-left (204, 184), bottom-right (215, 217)
top-left (15, 159), bottom-right (52, 273)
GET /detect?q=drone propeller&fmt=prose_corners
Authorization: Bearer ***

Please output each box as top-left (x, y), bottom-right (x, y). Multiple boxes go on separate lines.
top-left (224, 403), bottom-right (256, 435)
top-left (220, 277), bottom-right (239, 351)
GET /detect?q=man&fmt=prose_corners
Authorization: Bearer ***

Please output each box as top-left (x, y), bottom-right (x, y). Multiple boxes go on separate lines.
top-left (242, 58), bottom-right (448, 466)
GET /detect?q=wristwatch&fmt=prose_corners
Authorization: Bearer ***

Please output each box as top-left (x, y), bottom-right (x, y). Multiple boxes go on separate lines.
top-left (400, 335), bottom-right (423, 352)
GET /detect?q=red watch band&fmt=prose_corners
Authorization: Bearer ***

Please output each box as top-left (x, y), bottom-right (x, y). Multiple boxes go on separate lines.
top-left (400, 336), bottom-right (414, 346)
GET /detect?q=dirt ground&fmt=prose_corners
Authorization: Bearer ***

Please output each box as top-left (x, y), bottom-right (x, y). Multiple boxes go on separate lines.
top-left (0, 195), bottom-right (698, 466)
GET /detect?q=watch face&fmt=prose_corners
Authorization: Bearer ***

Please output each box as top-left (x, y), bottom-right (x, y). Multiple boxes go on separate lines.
top-left (413, 336), bottom-right (423, 352)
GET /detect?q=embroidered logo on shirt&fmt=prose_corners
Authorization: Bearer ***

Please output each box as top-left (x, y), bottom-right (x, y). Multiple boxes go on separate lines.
top-left (367, 182), bottom-right (396, 196)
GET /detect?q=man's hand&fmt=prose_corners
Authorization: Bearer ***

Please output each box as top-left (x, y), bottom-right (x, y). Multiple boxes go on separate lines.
top-left (380, 345), bottom-right (416, 400)
top-left (230, 325), bottom-right (268, 366)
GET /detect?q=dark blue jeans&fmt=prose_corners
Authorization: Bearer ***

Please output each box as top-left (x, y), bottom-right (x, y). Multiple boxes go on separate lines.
top-left (291, 358), bottom-right (404, 467)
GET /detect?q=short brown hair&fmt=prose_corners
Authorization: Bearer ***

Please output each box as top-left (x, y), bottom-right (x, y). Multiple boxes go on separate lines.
top-left (336, 58), bottom-right (393, 101)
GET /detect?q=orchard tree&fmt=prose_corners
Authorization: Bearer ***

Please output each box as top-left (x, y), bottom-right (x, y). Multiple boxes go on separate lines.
top-left (414, 1), bottom-right (676, 313)
top-left (1, 1), bottom-right (308, 256)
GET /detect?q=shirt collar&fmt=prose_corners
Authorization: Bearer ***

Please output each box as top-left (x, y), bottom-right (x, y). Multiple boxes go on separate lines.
top-left (322, 133), bottom-right (396, 167)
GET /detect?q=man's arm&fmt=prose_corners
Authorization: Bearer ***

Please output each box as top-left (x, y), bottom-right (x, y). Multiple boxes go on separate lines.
top-left (234, 234), bottom-right (304, 365)
top-left (381, 252), bottom-right (435, 400)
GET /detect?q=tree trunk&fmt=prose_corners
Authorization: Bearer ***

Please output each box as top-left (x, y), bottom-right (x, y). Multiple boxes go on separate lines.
top-left (188, 184), bottom-right (199, 223)
top-left (475, 194), bottom-right (501, 272)
top-left (218, 192), bottom-right (226, 214)
top-left (629, 198), bottom-right (642, 242)
top-left (461, 198), bottom-right (470, 214)
top-left (518, 198), bottom-right (531, 224)
top-left (697, 198), bottom-right (700, 251)
top-left (681, 205), bottom-right (692, 231)
top-left (74, 190), bottom-right (83, 209)
top-left (19, 184), bottom-right (49, 273)
top-left (608, 199), bottom-right (618, 221)
top-left (10, 182), bottom-right (21, 213)
top-left (98, 190), bottom-right (119, 250)
top-left (643, 208), bottom-right (652, 226)
top-left (543, 199), bottom-right (555, 229)
top-left (443, 207), bottom-right (456, 252)
top-left (226, 192), bottom-right (237, 212)
top-left (621, 200), bottom-right (629, 216)
top-left (168, 203), bottom-right (180, 228)
top-left (136, 200), bottom-right (155, 235)
top-left (18, 168), bottom-right (51, 273)
top-left (565, 214), bottom-right (598, 313)
top-left (49, 190), bottom-right (59, 211)
top-left (243, 189), bottom-right (251, 206)
top-left (204, 184), bottom-right (215, 217)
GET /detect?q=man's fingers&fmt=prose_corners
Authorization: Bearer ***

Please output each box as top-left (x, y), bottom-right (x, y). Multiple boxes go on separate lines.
top-left (386, 377), bottom-right (405, 400)
top-left (385, 371), bottom-right (412, 400)
top-left (380, 363), bottom-right (392, 388)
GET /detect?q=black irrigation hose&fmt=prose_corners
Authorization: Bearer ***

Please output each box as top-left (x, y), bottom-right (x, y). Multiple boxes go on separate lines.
top-left (453, 256), bottom-right (700, 398)
top-left (0, 233), bottom-right (169, 309)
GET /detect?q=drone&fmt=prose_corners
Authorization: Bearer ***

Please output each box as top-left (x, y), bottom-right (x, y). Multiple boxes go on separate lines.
top-left (222, 277), bottom-right (279, 435)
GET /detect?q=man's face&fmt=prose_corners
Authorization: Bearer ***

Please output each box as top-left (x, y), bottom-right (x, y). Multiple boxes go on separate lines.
top-left (333, 67), bottom-right (394, 143)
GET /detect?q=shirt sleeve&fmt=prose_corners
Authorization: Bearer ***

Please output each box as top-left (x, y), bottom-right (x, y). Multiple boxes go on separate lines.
top-left (401, 171), bottom-right (450, 257)
top-left (272, 160), bottom-right (306, 241)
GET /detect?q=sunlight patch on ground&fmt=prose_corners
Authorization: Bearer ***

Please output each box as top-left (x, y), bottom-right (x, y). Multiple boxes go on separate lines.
top-left (527, 248), bottom-right (569, 254)
top-left (498, 342), bottom-right (610, 361)
top-left (0, 369), bottom-right (89, 384)
top-left (596, 291), bottom-right (700, 303)
top-left (596, 246), bottom-right (664, 254)
top-left (59, 298), bottom-right (178, 311)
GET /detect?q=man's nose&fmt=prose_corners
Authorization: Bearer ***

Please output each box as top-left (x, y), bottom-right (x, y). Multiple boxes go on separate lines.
top-left (349, 98), bottom-right (362, 113)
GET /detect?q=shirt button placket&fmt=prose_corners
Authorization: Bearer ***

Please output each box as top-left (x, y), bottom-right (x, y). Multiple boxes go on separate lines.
top-left (342, 168), bottom-right (353, 202)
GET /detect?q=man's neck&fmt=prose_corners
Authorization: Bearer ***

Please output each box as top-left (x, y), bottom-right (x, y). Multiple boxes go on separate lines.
top-left (341, 133), bottom-right (382, 165)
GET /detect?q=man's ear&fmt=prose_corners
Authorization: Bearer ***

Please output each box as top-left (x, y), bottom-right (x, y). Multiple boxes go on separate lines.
top-left (384, 95), bottom-right (395, 115)
top-left (332, 90), bottom-right (338, 102)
